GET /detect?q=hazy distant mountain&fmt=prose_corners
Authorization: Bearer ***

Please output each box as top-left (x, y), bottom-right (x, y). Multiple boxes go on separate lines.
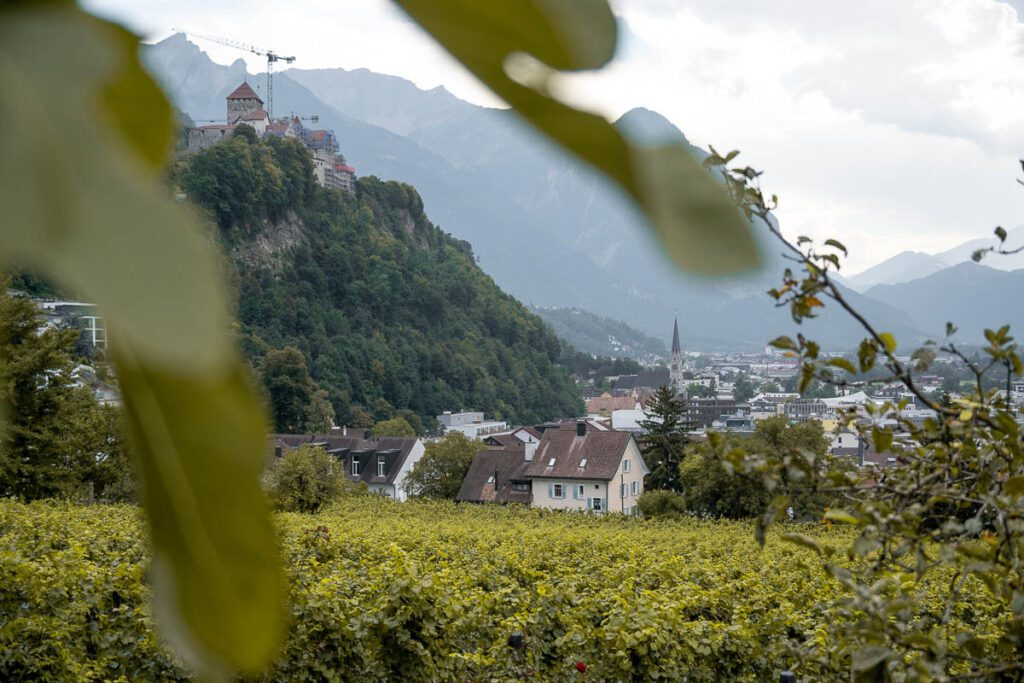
top-left (146, 35), bottom-right (927, 350)
top-left (863, 262), bottom-right (1024, 339)
top-left (934, 226), bottom-right (1024, 271)
top-left (847, 251), bottom-right (950, 292)
top-left (532, 307), bottom-right (668, 363)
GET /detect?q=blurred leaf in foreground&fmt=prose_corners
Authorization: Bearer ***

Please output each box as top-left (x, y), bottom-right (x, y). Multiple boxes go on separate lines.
top-left (0, 4), bottom-right (283, 676)
top-left (395, 0), bottom-right (759, 275)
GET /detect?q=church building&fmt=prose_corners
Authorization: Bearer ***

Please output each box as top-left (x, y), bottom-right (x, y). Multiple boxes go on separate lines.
top-left (669, 317), bottom-right (684, 390)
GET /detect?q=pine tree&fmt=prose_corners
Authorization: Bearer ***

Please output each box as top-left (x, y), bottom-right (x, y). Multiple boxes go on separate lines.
top-left (639, 385), bottom-right (691, 492)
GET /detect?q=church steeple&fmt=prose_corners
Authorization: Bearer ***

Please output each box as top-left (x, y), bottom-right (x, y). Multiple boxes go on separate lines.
top-left (670, 317), bottom-right (683, 391)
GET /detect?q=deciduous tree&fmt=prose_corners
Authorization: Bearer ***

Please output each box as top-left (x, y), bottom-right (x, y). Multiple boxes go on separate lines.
top-left (403, 432), bottom-right (478, 499)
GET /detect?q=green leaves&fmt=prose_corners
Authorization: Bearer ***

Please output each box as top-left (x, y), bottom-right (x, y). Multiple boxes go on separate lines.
top-left (116, 347), bottom-right (284, 675)
top-left (394, 0), bottom-right (758, 275)
top-left (0, 4), bottom-right (283, 676)
top-left (0, 6), bottom-right (227, 369)
top-left (871, 426), bottom-right (893, 454)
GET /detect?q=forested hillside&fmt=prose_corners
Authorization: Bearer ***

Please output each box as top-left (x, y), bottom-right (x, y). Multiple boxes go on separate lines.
top-left (174, 129), bottom-right (583, 428)
top-left (533, 306), bottom-right (668, 362)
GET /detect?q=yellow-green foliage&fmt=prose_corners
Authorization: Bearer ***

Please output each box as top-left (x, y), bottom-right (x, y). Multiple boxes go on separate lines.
top-left (0, 498), bottom-right (1005, 681)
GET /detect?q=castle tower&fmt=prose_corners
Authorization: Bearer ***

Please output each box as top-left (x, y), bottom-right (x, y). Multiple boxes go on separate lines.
top-left (226, 82), bottom-right (264, 124)
top-left (669, 317), bottom-right (683, 390)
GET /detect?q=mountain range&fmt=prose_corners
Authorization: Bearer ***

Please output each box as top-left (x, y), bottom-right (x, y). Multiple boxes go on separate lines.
top-left (844, 226), bottom-right (1024, 292)
top-left (145, 34), bottom-right (1023, 351)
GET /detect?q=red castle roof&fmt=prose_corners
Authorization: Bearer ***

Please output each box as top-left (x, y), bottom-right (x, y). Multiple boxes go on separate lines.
top-left (227, 82), bottom-right (263, 103)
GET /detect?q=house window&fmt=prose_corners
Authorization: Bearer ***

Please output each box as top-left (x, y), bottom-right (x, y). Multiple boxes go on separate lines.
top-left (591, 497), bottom-right (604, 512)
top-left (513, 482), bottom-right (530, 492)
top-left (351, 456), bottom-right (360, 476)
top-left (549, 458), bottom-right (556, 467)
top-left (620, 483), bottom-right (628, 498)
top-left (623, 458), bottom-right (631, 473)
top-left (631, 480), bottom-right (639, 495)
top-left (551, 483), bottom-right (565, 498)
top-left (487, 475), bottom-right (495, 484)
top-left (377, 456), bottom-right (386, 477)
top-left (580, 458), bottom-right (587, 467)
top-left (574, 484), bottom-right (585, 499)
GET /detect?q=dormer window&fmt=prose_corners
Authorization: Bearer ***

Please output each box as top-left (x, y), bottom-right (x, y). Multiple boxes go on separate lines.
top-left (377, 456), bottom-right (386, 477)
top-left (351, 455), bottom-right (360, 476)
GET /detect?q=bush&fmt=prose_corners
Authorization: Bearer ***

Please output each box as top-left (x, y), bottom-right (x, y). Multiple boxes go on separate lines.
top-left (265, 445), bottom-right (344, 513)
top-left (636, 489), bottom-right (689, 519)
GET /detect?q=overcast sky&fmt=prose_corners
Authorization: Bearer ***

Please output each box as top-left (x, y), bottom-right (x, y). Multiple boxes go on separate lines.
top-left (85, 0), bottom-right (1024, 273)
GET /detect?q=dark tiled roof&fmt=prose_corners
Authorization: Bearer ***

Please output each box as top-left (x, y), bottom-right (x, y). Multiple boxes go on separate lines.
top-left (483, 433), bottom-right (520, 448)
top-left (613, 369), bottom-right (671, 392)
top-left (518, 426), bottom-right (543, 440)
top-left (523, 429), bottom-right (633, 481)
top-left (456, 446), bottom-right (532, 504)
top-left (269, 433), bottom-right (418, 486)
top-left (227, 82), bottom-right (262, 101)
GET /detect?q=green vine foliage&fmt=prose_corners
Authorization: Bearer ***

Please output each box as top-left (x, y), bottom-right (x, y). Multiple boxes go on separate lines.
top-left (700, 149), bottom-right (1024, 680)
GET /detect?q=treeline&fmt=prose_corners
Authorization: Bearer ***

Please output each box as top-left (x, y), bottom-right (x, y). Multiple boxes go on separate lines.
top-left (557, 347), bottom-right (642, 379)
top-left (173, 129), bottom-right (583, 429)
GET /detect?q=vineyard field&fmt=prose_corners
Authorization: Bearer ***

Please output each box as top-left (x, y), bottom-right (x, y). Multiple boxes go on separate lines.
top-left (0, 497), bottom-right (1000, 681)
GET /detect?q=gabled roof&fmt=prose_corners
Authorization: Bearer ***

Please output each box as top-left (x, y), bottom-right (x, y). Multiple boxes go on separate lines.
top-left (613, 369), bottom-right (671, 392)
top-left (227, 82), bottom-right (263, 102)
top-left (269, 433), bottom-right (418, 487)
top-left (516, 425), bottom-right (543, 441)
top-left (456, 446), bottom-right (532, 504)
top-left (523, 429), bottom-right (634, 481)
top-left (482, 433), bottom-right (520, 448)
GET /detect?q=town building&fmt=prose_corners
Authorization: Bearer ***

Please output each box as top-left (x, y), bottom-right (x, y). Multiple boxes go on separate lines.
top-left (270, 433), bottom-right (424, 501)
top-left (35, 300), bottom-right (106, 349)
top-left (436, 411), bottom-right (508, 439)
top-left (456, 442), bottom-right (533, 505)
top-left (684, 397), bottom-right (742, 429)
top-left (458, 421), bottom-right (648, 513)
top-left (612, 369), bottom-right (671, 395)
top-left (586, 392), bottom-right (641, 418)
top-left (523, 421), bottom-right (648, 514)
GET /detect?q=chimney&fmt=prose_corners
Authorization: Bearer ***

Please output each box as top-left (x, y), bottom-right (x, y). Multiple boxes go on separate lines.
top-left (524, 440), bottom-right (537, 461)
top-left (576, 420), bottom-right (587, 437)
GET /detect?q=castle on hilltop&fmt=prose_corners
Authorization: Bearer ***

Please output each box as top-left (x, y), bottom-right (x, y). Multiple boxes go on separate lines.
top-left (188, 82), bottom-right (356, 192)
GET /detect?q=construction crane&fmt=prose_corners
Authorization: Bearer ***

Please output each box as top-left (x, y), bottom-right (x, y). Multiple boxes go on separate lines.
top-left (175, 29), bottom-right (295, 120)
